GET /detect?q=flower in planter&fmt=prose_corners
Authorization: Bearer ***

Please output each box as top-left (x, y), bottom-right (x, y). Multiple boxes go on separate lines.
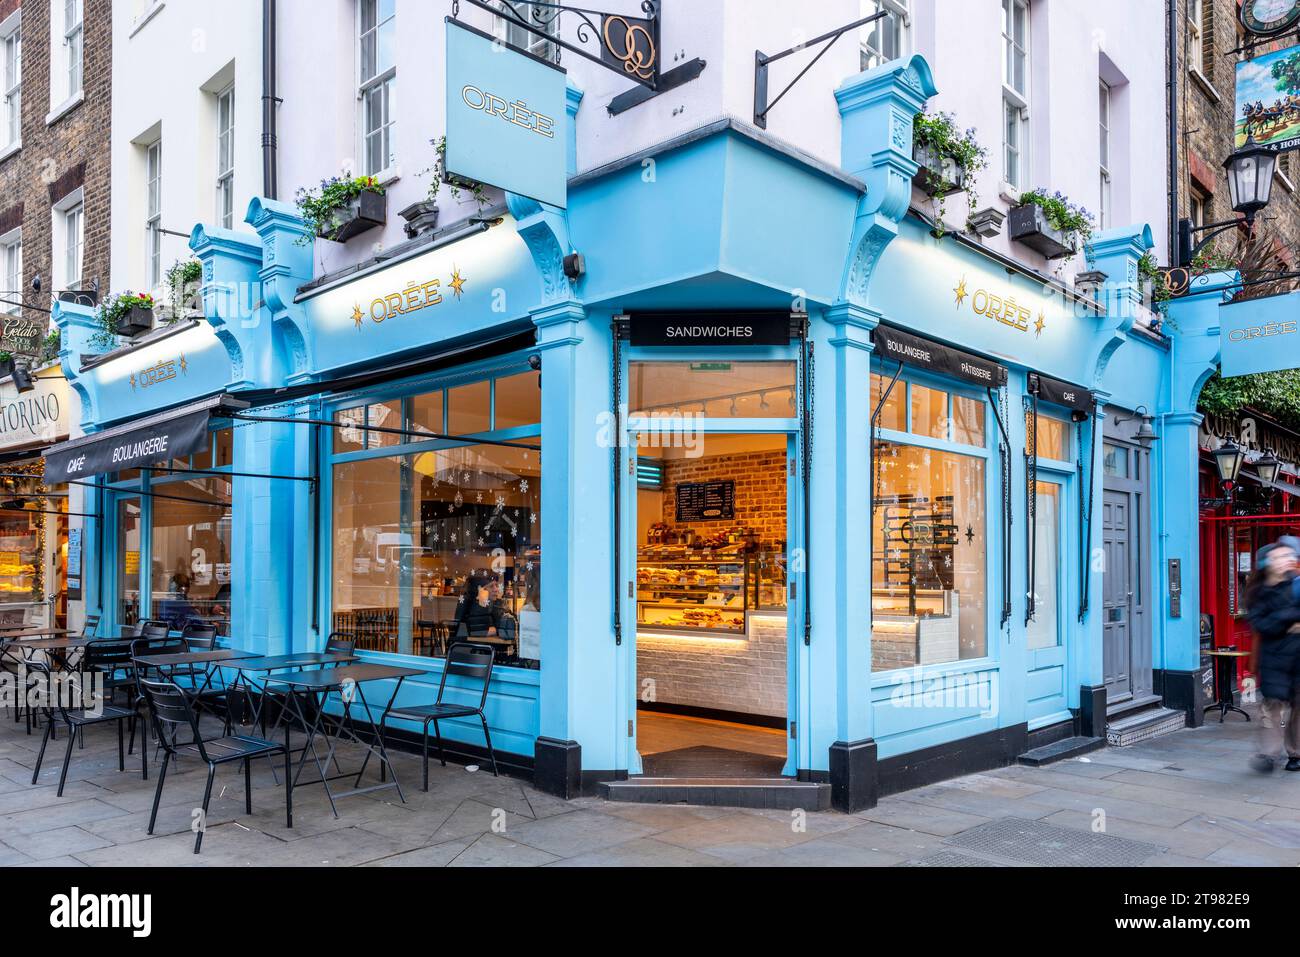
top-left (164, 258), bottom-right (203, 323)
top-left (91, 291), bottom-right (157, 349)
top-left (1016, 188), bottom-right (1096, 248)
top-left (912, 111), bottom-right (988, 237)
top-left (293, 174), bottom-right (387, 245)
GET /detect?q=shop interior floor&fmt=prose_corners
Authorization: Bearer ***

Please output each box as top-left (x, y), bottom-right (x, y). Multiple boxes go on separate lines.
top-left (637, 711), bottom-right (787, 778)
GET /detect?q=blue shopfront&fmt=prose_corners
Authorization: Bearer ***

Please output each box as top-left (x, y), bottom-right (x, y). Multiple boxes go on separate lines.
top-left (45, 54), bottom-right (1214, 812)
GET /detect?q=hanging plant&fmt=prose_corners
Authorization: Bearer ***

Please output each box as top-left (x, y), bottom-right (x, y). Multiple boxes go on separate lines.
top-left (164, 258), bottom-right (203, 323)
top-left (912, 111), bottom-right (988, 236)
top-left (1136, 251), bottom-right (1172, 320)
top-left (40, 329), bottom-right (60, 363)
top-left (92, 292), bottom-right (156, 348)
top-left (293, 174), bottom-right (386, 245)
top-left (1016, 189), bottom-right (1096, 243)
top-left (420, 136), bottom-right (489, 212)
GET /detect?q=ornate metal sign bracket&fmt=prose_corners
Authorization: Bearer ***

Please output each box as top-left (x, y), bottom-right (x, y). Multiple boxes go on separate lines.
top-left (754, 10), bottom-right (885, 130)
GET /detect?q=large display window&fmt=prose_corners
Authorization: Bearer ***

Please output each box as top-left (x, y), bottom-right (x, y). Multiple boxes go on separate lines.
top-left (328, 361), bottom-right (541, 667)
top-left (108, 427), bottom-right (233, 634)
top-left (871, 373), bottom-right (989, 672)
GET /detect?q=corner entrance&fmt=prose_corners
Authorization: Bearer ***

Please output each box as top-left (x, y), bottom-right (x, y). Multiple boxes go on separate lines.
top-left (632, 431), bottom-right (792, 778)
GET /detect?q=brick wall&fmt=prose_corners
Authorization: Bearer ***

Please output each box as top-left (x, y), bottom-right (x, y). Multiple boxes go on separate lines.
top-left (0, 0), bottom-right (111, 359)
top-left (637, 448), bottom-right (788, 719)
top-left (1176, 0), bottom-right (1300, 265)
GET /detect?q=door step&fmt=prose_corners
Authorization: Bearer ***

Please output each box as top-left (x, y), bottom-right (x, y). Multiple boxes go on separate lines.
top-left (1017, 735), bottom-right (1107, 767)
top-left (599, 777), bottom-right (832, 811)
top-left (1106, 692), bottom-right (1163, 720)
top-left (1105, 706), bottom-right (1185, 747)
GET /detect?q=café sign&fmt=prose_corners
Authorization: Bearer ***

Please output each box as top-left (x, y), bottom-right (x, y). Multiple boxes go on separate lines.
top-left (445, 18), bottom-right (568, 209)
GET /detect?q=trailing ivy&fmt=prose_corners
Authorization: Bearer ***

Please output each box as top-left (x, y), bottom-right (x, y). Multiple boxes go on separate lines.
top-left (164, 258), bottom-right (203, 322)
top-left (90, 292), bottom-right (155, 350)
top-left (293, 175), bottom-right (385, 245)
top-left (912, 111), bottom-right (988, 236)
top-left (420, 136), bottom-right (489, 212)
top-left (1017, 188), bottom-right (1096, 246)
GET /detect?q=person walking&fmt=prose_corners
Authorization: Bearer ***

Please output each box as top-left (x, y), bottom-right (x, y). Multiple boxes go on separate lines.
top-left (1245, 541), bottom-right (1300, 772)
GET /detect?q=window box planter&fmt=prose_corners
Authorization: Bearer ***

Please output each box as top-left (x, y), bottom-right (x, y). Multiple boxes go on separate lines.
top-left (1008, 203), bottom-right (1078, 260)
top-left (115, 304), bottom-right (154, 338)
top-left (319, 190), bottom-right (386, 243)
top-left (912, 143), bottom-right (966, 196)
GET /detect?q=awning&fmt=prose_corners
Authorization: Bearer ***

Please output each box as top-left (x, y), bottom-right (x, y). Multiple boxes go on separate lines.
top-left (42, 394), bottom-right (248, 483)
top-left (872, 325), bottom-right (1009, 388)
top-left (1027, 372), bottom-right (1095, 413)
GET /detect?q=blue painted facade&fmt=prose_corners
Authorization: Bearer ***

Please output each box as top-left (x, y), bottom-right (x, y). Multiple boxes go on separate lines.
top-left (52, 55), bottom-right (1222, 807)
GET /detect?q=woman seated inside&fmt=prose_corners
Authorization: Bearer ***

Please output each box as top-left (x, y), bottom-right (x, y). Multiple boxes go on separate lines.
top-left (454, 575), bottom-right (504, 638)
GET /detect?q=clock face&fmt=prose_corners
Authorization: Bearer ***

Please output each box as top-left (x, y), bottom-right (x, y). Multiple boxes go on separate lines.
top-left (1241, 0), bottom-right (1300, 35)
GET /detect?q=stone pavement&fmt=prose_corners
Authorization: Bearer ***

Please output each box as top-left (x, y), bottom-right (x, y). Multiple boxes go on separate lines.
top-left (1, 701), bottom-right (1298, 866)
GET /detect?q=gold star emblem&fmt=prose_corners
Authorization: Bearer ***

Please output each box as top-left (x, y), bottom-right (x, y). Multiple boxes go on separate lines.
top-left (179, 353), bottom-right (188, 374)
top-left (1034, 312), bottom-right (1046, 337)
top-left (449, 267), bottom-right (466, 300)
top-left (129, 374), bottom-right (136, 390)
top-left (352, 304), bottom-right (364, 329)
top-left (954, 277), bottom-right (968, 308)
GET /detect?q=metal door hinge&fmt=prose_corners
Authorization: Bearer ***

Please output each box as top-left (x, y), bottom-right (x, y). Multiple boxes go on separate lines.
top-left (628, 719), bottom-right (634, 737)
top-left (790, 580), bottom-right (797, 601)
top-left (628, 581), bottom-right (634, 598)
top-left (628, 456), bottom-right (634, 475)
top-left (789, 721), bottom-right (796, 739)
top-left (789, 458), bottom-right (796, 476)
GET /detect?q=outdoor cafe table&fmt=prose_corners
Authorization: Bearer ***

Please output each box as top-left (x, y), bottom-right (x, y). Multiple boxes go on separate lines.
top-left (0, 627), bottom-right (73, 639)
top-left (221, 652), bottom-right (360, 733)
top-left (264, 663), bottom-right (421, 816)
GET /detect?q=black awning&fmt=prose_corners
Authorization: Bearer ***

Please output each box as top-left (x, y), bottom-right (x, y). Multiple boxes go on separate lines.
top-left (43, 394), bottom-right (248, 483)
top-left (872, 325), bottom-right (1009, 388)
top-left (1028, 373), bottom-right (1095, 413)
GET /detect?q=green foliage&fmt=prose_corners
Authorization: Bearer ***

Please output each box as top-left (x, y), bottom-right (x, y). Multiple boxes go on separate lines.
top-left (912, 111), bottom-right (988, 236)
top-left (1017, 188), bottom-right (1096, 244)
top-left (40, 329), bottom-right (60, 363)
top-left (164, 258), bottom-right (203, 322)
top-left (91, 291), bottom-right (156, 350)
top-left (421, 137), bottom-right (488, 211)
top-left (1271, 49), bottom-right (1300, 95)
top-left (293, 174), bottom-right (385, 245)
top-left (1200, 370), bottom-right (1300, 432)
top-left (1137, 251), bottom-right (1173, 317)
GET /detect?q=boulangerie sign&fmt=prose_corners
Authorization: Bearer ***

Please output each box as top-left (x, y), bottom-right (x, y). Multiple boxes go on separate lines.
top-left (0, 375), bottom-right (68, 451)
top-left (43, 408), bottom-right (212, 482)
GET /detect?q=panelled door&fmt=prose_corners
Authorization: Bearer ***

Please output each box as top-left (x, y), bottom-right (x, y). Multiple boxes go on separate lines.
top-left (1101, 489), bottom-right (1133, 701)
top-left (1100, 432), bottom-right (1153, 706)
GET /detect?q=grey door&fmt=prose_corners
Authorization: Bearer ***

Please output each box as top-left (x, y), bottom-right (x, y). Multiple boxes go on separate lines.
top-left (1102, 489), bottom-right (1133, 701)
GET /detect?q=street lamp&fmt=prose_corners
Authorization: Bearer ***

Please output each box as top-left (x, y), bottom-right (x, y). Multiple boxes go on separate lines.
top-left (1176, 138), bottom-right (1278, 267)
top-left (1255, 448), bottom-right (1282, 488)
top-left (1212, 438), bottom-right (1247, 492)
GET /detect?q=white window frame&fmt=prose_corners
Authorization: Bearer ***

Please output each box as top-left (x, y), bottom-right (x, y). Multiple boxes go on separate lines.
top-left (1190, 188), bottom-right (1207, 229)
top-left (496, 2), bottom-right (561, 62)
top-left (145, 139), bottom-right (162, 289)
top-left (358, 0), bottom-right (396, 178)
top-left (63, 0), bottom-right (82, 99)
top-left (1, 12), bottom-right (21, 154)
top-left (52, 187), bottom-right (84, 293)
top-left (1001, 0), bottom-right (1030, 192)
top-left (1098, 80), bottom-right (1111, 230)
top-left (215, 84), bottom-right (235, 229)
top-left (0, 228), bottom-right (21, 316)
top-left (859, 0), bottom-right (910, 72)
top-left (1187, 0), bottom-right (1204, 76)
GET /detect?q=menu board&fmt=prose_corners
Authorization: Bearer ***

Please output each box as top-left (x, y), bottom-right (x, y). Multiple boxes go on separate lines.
top-left (66, 528), bottom-right (82, 601)
top-left (675, 481), bottom-right (736, 522)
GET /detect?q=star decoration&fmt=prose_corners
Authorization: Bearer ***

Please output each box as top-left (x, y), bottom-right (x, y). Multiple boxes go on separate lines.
top-left (448, 267), bottom-right (467, 300)
top-left (1034, 312), bottom-right (1046, 337)
top-left (954, 277), bottom-right (969, 308)
top-left (965, 525), bottom-right (975, 544)
top-left (352, 304), bottom-right (364, 329)
top-left (129, 374), bottom-right (136, 390)
top-left (179, 354), bottom-right (188, 374)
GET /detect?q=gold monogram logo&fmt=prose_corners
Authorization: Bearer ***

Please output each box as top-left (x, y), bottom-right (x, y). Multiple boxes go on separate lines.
top-left (603, 16), bottom-right (656, 80)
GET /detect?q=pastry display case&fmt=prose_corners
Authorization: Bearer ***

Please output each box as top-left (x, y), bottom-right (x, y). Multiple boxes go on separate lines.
top-left (637, 537), bottom-right (787, 637)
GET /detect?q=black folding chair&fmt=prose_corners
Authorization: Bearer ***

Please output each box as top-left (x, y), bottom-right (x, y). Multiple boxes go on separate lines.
top-left (128, 636), bottom-right (186, 772)
top-left (139, 678), bottom-right (292, 854)
top-left (80, 614), bottom-right (101, 638)
top-left (137, 620), bottom-right (171, 640)
top-left (29, 659), bottom-right (135, 796)
top-left (382, 641), bottom-right (499, 791)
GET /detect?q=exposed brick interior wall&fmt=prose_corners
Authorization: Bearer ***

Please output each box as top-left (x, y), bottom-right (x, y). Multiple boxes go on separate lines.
top-left (0, 0), bottom-right (111, 359)
top-left (659, 449), bottom-right (787, 546)
top-left (638, 447), bottom-right (788, 720)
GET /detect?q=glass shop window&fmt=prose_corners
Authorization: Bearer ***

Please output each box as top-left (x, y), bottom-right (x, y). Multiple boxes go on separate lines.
top-left (117, 498), bottom-right (142, 628)
top-left (330, 367), bottom-right (541, 668)
top-left (149, 476), bottom-right (233, 634)
top-left (1026, 480), bottom-right (1062, 649)
top-left (1026, 412), bottom-right (1070, 461)
top-left (214, 427), bottom-right (234, 468)
top-left (334, 401), bottom-right (402, 453)
top-left (629, 361), bottom-right (798, 419)
top-left (871, 373), bottom-right (905, 431)
top-left (870, 375), bottom-right (988, 672)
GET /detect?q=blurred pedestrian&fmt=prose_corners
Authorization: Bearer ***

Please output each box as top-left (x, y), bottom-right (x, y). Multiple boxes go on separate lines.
top-left (1245, 541), bottom-right (1300, 772)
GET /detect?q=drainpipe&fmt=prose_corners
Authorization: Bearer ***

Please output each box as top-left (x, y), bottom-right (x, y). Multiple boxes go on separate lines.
top-left (262, 0), bottom-right (279, 200)
top-left (1168, 0), bottom-right (1178, 260)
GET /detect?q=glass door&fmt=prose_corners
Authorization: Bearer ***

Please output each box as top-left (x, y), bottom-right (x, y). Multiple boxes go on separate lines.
top-left (1026, 477), bottom-right (1068, 723)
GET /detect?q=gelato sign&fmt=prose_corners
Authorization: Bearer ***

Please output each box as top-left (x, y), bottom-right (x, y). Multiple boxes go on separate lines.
top-left (0, 374), bottom-right (68, 451)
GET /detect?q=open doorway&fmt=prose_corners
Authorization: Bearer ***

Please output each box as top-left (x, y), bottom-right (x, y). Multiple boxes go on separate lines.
top-left (633, 432), bottom-right (790, 777)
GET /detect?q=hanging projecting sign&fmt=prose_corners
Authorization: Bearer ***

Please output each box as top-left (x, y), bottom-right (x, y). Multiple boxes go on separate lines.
top-left (629, 312), bottom-right (792, 347)
top-left (873, 325), bottom-right (1009, 389)
top-left (1233, 41), bottom-right (1300, 154)
top-left (0, 374), bottom-right (68, 451)
top-left (1219, 289), bottom-right (1300, 378)
top-left (1240, 0), bottom-right (1300, 37)
top-left (444, 18), bottom-right (568, 209)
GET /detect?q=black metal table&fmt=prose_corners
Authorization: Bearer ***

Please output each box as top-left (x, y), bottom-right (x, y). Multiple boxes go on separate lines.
top-left (222, 651), bottom-right (360, 734)
top-left (266, 663), bottom-right (421, 815)
top-left (1204, 648), bottom-right (1252, 722)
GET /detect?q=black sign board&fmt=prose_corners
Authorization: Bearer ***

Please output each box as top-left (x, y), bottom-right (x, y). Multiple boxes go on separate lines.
top-left (872, 325), bottom-right (1008, 388)
top-left (44, 408), bottom-right (213, 482)
top-left (1028, 373), bottom-right (1095, 413)
top-left (675, 480), bottom-right (735, 522)
top-left (629, 313), bottom-right (792, 347)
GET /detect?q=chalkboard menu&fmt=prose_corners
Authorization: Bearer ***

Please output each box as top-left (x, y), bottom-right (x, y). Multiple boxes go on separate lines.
top-left (675, 481), bottom-right (735, 522)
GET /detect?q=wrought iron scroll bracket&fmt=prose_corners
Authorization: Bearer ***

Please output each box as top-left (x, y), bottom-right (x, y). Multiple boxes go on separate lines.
top-left (753, 11), bottom-right (886, 129)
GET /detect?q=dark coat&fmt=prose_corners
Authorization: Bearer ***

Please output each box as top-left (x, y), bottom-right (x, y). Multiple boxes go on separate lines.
top-left (1247, 578), bottom-right (1300, 700)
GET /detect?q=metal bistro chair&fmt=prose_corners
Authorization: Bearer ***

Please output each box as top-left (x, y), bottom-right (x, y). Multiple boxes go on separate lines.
top-left (139, 678), bottom-right (292, 854)
top-left (137, 620), bottom-right (171, 640)
top-left (177, 622), bottom-right (236, 723)
top-left (382, 641), bottom-right (499, 791)
top-left (29, 658), bottom-right (135, 796)
top-left (80, 614), bottom-right (101, 638)
top-left (128, 636), bottom-right (187, 773)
